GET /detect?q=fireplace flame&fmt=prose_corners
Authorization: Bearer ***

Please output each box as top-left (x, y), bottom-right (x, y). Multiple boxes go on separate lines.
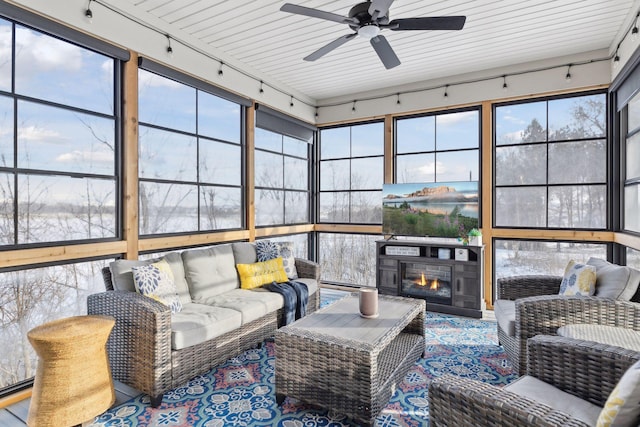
top-left (416, 273), bottom-right (439, 290)
top-left (430, 278), bottom-right (439, 290)
top-left (420, 273), bottom-right (426, 286)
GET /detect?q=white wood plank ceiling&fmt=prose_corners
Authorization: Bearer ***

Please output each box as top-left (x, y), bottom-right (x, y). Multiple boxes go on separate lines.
top-left (119, 0), bottom-right (635, 101)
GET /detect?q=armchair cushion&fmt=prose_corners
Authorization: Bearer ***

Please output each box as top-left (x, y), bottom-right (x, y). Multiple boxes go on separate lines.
top-left (588, 257), bottom-right (640, 300)
top-left (494, 299), bottom-right (515, 337)
top-left (559, 260), bottom-right (596, 296)
top-left (597, 360), bottom-right (640, 427)
top-left (506, 376), bottom-right (601, 425)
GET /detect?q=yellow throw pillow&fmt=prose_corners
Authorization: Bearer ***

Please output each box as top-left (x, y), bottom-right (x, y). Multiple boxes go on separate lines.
top-left (236, 257), bottom-right (289, 290)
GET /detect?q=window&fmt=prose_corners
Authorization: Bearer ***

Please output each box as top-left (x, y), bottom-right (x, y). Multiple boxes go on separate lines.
top-left (0, 18), bottom-right (120, 246)
top-left (395, 108), bottom-right (480, 183)
top-left (624, 92), bottom-right (640, 233)
top-left (494, 92), bottom-right (607, 229)
top-left (138, 66), bottom-right (245, 235)
top-left (254, 129), bottom-right (310, 226)
top-left (318, 233), bottom-right (379, 286)
top-left (319, 122), bottom-right (384, 223)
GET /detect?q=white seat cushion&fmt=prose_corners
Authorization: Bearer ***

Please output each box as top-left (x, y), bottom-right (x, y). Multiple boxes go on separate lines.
top-left (170, 303), bottom-right (242, 350)
top-left (506, 376), bottom-right (601, 425)
top-left (494, 299), bottom-right (516, 337)
top-left (198, 288), bottom-right (284, 324)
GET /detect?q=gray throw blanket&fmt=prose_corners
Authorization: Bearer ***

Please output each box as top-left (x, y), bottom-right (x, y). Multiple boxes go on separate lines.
top-left (266, 280), bottom-right (308, 325)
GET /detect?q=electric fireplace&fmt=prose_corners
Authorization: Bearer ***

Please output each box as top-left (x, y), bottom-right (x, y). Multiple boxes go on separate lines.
top-left (400, 262), bottom-right (452, 305)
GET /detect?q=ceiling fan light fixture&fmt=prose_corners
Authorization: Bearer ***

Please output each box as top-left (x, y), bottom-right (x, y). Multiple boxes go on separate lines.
top-left (358, 24), bottom-right (380, 40)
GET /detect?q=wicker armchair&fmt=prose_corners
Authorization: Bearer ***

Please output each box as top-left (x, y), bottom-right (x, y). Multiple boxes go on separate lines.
top-left (429, 335), bottom-right (640, 427)
top-left (495, 274), bottom-right (640, 375)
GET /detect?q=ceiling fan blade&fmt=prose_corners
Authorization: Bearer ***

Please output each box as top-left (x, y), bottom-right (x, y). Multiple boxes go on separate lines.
top-left (368, 0), bottom-right (395, 18)
top-left (370, 35), bottom-right (400, 69)
top-left (280, 3), bottom-right (356, 25)
top-left (389, 16), bottom-right (466, 31)
top-left (304, 33), bottom-right (357, 61)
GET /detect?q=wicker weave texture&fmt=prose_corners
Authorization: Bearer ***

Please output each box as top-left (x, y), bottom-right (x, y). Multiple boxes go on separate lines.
top-left (275, 295), bottom-right (425, 427)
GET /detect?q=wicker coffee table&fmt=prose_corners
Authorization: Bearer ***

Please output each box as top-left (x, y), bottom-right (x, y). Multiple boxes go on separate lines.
top-left (275, 293), bottom-right (425, 427)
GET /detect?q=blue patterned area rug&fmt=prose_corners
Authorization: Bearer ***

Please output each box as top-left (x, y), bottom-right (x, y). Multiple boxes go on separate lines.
top-left (90, 295), bottom-right (517, 427)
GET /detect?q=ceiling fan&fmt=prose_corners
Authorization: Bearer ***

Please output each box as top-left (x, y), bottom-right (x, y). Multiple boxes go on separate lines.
top-left (280, 0), bottom-right (466, 69)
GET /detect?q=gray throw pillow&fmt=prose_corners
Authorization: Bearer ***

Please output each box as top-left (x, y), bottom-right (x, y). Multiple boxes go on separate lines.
top-left (587, 257), bottom-right (640, 300)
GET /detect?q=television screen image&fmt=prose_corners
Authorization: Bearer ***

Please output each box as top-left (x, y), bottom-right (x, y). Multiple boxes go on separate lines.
top-left (382, 181), bottom-right (479, 238)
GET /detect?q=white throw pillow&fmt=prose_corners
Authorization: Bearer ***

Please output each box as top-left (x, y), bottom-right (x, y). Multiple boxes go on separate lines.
top-left (597, 360), bottom-right (640, 427)
top-left (132, 259), bottom-right (183, 313)
top-left (559, 260), bottom-right (596, 296)
top-left (256, 240), bottom-right (298, 280)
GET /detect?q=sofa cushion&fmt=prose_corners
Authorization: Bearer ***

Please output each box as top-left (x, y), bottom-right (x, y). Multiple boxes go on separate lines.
top-left (232, 242), bottom-right (257, 265)
top-left (182, 245), bottom-right (239, 301)
top-left (597, 359), bottom-right (640, 427)
top-left (588, 258), bottom-right (640, 300)
top-left (505, 376), bottom-right (601, 426)
top-left (559, 260), bottom-right (596, 296)
top-left (161, 252), bottom-right (191, 306)
top-left (170, 303), bottom-right (242, 350)
top-left (236, 258), bottom-right (288, 290)
top-left (132, 260), bottom-right (183, 314)
top-left (289, 277), bottom-right (318, 297)
top-left (256, 240), bottom-right (298, 280)
top-left (199, 289), bottom-right (284, 324)
top-left (494, 299), bottom-right (516, 337)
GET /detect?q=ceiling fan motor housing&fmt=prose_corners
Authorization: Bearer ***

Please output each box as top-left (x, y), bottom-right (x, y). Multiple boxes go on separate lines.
top-left (348, 1), bottom-right (389, 31)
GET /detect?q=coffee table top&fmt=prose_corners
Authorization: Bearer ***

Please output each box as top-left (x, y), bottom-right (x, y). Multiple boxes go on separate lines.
top-left (277, 293), bottom-right (425, 351)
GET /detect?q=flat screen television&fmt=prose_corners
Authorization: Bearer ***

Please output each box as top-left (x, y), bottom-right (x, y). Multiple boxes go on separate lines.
top-left (382, 181), bottom-right (479, 238)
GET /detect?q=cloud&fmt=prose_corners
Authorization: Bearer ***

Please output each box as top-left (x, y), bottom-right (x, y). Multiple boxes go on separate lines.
top-left (438, 111), bottom-right (476, 125)
top-left (18, 126), bottom-right (65, 142)
top-left (501, 114), bottom-right (527, 125)
top-left (15, 27), bottom-right (82, 72)
top-left (139, 69), bottom-right (183, 89)
top-left (55, 150), bottom-right (113, 164)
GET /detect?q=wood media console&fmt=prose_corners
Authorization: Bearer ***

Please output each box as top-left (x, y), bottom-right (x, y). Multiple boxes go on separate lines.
top-left (376, 239), bottom-right (485, 318)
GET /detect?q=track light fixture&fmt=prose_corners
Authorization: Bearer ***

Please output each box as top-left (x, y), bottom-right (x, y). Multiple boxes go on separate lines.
top-left (396, 93), bottom-right (401, 105)
top-left (565, 64), bottom-right (572, 82)
top-left (352, 100), bottom-right (356, 114)
top-left (218, 62), bottom-right (224, 77)
top-left (614, 50), bottom-right (620, 68)
top-left (85, 0), bottom-right (93, 23)
top-left (259, 80), bottom-right (264, 94)
top-left (166, 35), bottom-right (173, 57)
top-left (502, 75), bottom-right (508, 91)
top-left (444, 84), bottom-right (449, 98)
top-left (315, 107), bottom-right (319, 118)
top-left (290, 95), bottom-right (294, 108)
top-left (633, 13), bottom-right (639, 39)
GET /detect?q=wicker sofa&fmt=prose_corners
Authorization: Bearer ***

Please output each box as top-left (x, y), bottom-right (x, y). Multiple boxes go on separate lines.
top-left (494, 258), bottom-right (640, 375)
top-left (87, 242), bottom-right (320, 407)
top-left (429, 335), bottom-right (640, 426)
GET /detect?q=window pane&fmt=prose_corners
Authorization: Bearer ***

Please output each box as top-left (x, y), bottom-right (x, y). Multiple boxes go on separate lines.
top-left (495, 145), bottom-right (547, 185)
top-left (319, 192), bottom-right (349, 222)
top-left (255, 128), bottom-right (282, 152)
top-left (200, 186), bottom-right (241, 230)
top-left (197, 91), bottom-right (240, 143)
top-left (351, 122), bottom-right (384, 157)
top-left (283, 136), bottom-right (308, 158)
top-left (396, 153), bottom-right (435, 183)
top-left (494, 240), bottom-right (606, 280)
top-left (139, 182), bottom-right (198, 234)
top-left (548, 94), bottom-right (605, 140)
top-left (320, 159), bottom-right (350, 191)
top-left (0, 95), bottom-right (14, 167)
top-left (627, 247), bottom-right (640, 270)
top-left (495, 101), bottom-right (547, 145)
top-left (625, 184), bottom-right (640, 232)
top-left (351, 191), bottom-right (382, 223)
top-left (548, 140), bottom-right (606, 184)
top-left (0, 259), bottom-right (109, 388)
top-left (139, 126), bottom-right (197, 181)
top-left (436, 110), bottom-right (479, 150)
top-left (255, 189), bottom-right (283, 226)
top-left (0, 172), bottom-right (14, 245)
top-left (320, 127), bottom-right (350, 159)
top-left (284, 157), bottom-right (307, 190)
top-left (495, 187), bottom-right (546, 227)
top-left (351, 157), bottom-right (383, 190)
top-left (17, 101), bottom-right (115, 175)
top-left (14, 25), bottom-right (113, 115)
top-left (436, 150), bottom-right (479, 182)
top-left (318, 233), bottom-right (379, 285)
top-left (199, 139), bottom-right (241, 185)
top-left (396, 116), bottom-right (435, 153)
top-left (628, 91), bottom-right (640, 132)
top-left (548, 185), bottom-right (606, 228)
top-left (284, 191), bottom-right (308, 223)
top-left (17, 175), bottom-right (116, 243)
top-left (0, 19), bottom-right (11, 92)
top-left (138, 69), bottom-right (196, 133)
top-left (627, 132), bottom-right (640, 180)
top-left (255, 150), bottom-right (283, 188)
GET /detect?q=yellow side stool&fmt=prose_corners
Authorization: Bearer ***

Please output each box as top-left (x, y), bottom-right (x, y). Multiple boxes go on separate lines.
top-left (27, 315), bottom-right (116, 427)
